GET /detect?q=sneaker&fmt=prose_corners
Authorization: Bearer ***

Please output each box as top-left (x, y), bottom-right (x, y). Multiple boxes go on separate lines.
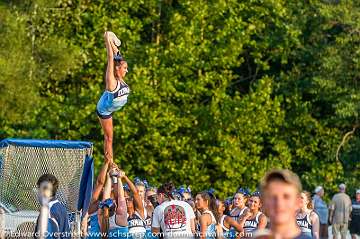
top-left (108, 32), bottom-right (121, 47)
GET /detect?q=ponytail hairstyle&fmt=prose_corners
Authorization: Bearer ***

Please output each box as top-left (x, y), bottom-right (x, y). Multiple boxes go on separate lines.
top-left (236, 187), bottom-right (250, 197)
top-left (97, 209), bottom-right (107, 239)
top-left (216, 199), bottom-right (225, 214)
top-left (177, 185), bottom-right (192, 200)
top-left (199, 191), bottom-right (220, 224)
top-left (302, 191), bottom-right (313, 209)
top-left (100, 207), bottom-right (109, 238)
top-left (224, 197), bottom-right (233, 215)
top-left (251, 191), bottom-right (261, 198)
top-left (134, 177), bottom-right (149, 188)
top-left (158, 182), bottom-right (176, 200)
top-left (99, 198), bottom-right (115, 239)
top-left (114, 52), bottom-right (127, 67)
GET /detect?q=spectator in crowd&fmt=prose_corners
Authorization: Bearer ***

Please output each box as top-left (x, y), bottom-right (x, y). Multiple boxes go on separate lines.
top-left (34, 174), bottom-right (70, 239)
top-left (217, 200), bottom-right (243, 239)
top-left (313, 186), bottom-right (328, 239)
top-left (329, 183), bottom-right (352, 239)
top-left (238, 192), bottom-right (267, 237)
top-left (349, 189), bottom-right (360, 239)
top-left (179, 186), bottom-right (192, 201)
top-left (144, 187), bottom-right (158, 239)
top-left (145, 187), bottom-right (157, 215)
top-left (296, 191), bottom-right (320, 239)
top-left (258, 169), bottom-right (311, 239)
top-left (134, 179), bottom-right (148, 226)
top-left (151, 182), bottom-right (196, 239)
top-left (123, 174), bottom-right (146, 239)
top-left (195, 192), bottom-right (219, 239)
top-left (134, 179), bottom-right (146, 202)
top-left (84, 165), bottom-right (358, 239)
top-left (223, 198), bottom-right (233, 216)
top-left (229, 191), bottom-right (248, 223)
top-left (144, 187), bottom-right (157, 231)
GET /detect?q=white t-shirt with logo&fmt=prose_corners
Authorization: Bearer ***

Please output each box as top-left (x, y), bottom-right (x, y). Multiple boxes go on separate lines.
top-left (152, 200), bottom-right (195, 239)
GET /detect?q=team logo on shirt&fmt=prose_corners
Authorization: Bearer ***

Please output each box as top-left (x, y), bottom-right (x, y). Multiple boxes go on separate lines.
top-left (117, 86), bottom-right (130, 97)
top-left (145, 218), bottom-right (152, 227)
top-left (296, 219), bottom-right (310, 228)
top-left (244, 220), bottom-right (257, 229)
top-left (164, 204), bottom-right (187, 229)
top-left (129, 218), bottom-right (145, 227)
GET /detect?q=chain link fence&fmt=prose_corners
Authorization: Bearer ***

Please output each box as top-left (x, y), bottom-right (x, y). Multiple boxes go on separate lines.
top-left (0, 140), bottom-right (93, 239)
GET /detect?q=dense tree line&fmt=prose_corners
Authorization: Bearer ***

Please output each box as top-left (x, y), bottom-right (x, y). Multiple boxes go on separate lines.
top-left (0, 0), bottom-right (359, 198)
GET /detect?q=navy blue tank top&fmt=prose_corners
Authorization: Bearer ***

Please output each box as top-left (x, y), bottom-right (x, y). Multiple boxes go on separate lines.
top-left (296, 213), bottom-right (312, 234)
top-left (128, 211), bottom-right (146, 236)
top-left (243, 212), bottom-right (262, 233)
top-left (229, 207), bottom-right (247, 222)
top-left (112, 80), bottom-right (130, 98)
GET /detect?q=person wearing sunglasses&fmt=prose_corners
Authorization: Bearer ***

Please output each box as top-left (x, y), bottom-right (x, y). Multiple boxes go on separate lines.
top-left (96, 31), bottom-right (130, 163)
top-left (144, 188), bottom-right (158, 239)
top-left (145, 187), bottom-right (158, 213)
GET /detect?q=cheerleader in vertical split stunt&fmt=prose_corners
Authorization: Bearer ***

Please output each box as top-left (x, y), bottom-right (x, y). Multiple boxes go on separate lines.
top-left (97, 31), bottom-right (130, 162)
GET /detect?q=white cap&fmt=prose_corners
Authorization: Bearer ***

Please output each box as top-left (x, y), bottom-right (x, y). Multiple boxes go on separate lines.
top-left (314, 186), bottom-right (323, 193)
top-left (339, 183), bottom-right (346, 190)
top-left (356, 189), bottom-right (360, 194)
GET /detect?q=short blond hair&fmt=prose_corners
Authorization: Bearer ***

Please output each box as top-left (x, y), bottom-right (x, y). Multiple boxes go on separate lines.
top-left (260, 169), bottom-right (302, 194)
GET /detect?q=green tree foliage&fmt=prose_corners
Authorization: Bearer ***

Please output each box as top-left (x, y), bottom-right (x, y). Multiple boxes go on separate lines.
top-left (0, 0), bottom-right (359, 198)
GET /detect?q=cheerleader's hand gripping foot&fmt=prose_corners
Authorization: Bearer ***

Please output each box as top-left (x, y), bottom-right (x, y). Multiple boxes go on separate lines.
top-left (108, 31), bottom-right (121, 47)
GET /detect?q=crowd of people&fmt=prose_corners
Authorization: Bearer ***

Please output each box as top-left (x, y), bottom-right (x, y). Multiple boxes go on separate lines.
top-left (32, 32), bottom-right (359, 239)
top-left (33, 159), bottom-right (360, 239)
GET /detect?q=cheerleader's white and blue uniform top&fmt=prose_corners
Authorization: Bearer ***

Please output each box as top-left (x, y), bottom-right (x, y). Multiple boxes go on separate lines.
top-left (96, 80), bottom-right (130, 119)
